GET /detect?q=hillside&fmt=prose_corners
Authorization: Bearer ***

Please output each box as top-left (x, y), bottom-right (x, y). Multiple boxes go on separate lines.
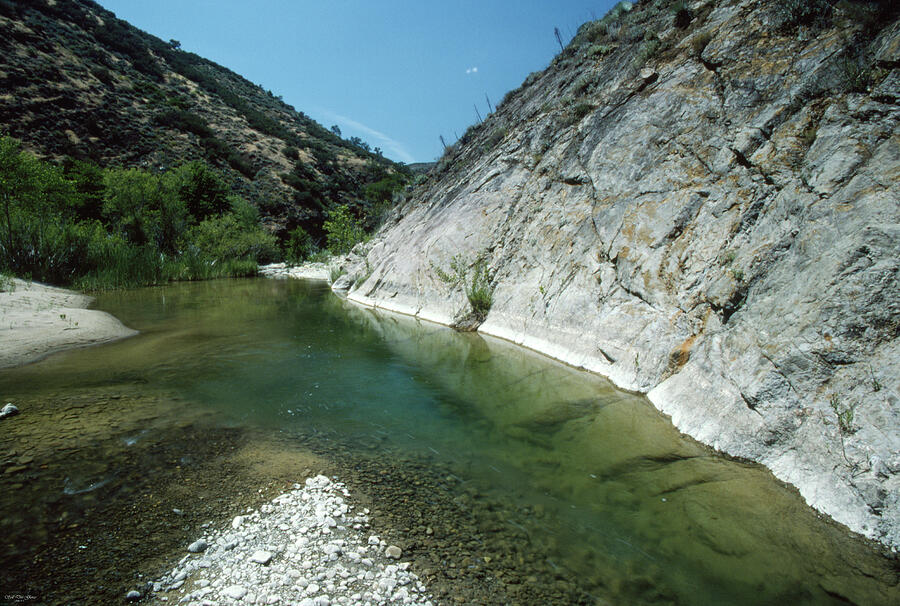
top-left (0, 0), bottom-right (406, 241)
top-left (336, 0), bottom-right (900, 550)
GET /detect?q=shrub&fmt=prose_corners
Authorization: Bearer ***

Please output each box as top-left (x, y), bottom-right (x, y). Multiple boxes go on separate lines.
top-left (775, 0), bottom-right (833, 30)
top-left (432, 254), bottom-right (494, 322)
top-left (466, 257), bottom-right (493, 320)
top-left (838, 56), bottom-right (875, 93)
top-left (633, 35), bottom-right (661, 68)
top-left (692, 31), bottom-right (713, 57)
top-left (587, 44), bottom-right (613, 58)
top-left (323, 205), bottom-right (366, 254)
top-left (485, 128), bottom-right (507, 149)
top-left (174, 161), bottom-right (230, 221)
top-left (185, 213), bottom-right (278, 263)
top-left (672, 1), bottom-right (692, 28)
top-left (285, 225), bottom-right (317, 262)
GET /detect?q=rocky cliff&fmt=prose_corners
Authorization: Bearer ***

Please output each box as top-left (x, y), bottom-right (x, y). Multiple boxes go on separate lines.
top-left (336, 0), bottom-right (900, 550)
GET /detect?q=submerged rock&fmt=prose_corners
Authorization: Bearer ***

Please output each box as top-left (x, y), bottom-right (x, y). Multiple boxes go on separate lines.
top-left (0, 403), bottom-right (19, 419)
top-left (187, 539), bottom-right (208, 553)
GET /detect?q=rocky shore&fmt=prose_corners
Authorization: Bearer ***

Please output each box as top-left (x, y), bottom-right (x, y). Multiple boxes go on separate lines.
top-left (146, 475), bottom-right (433, 606)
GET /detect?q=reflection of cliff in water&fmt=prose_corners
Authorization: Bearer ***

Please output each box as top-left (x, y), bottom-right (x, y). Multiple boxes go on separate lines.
top-left (338, 300), bottom-right (899, 606)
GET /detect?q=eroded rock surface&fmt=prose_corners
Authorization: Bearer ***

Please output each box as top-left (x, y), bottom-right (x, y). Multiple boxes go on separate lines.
top-left (340, 1), bottom-right (900, 548)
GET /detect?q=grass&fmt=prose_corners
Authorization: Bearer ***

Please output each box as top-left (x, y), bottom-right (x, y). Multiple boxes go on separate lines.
top-left (329, 264), bottom-right (346, 284)
top-left (0, 272), bottom-right (14, 292)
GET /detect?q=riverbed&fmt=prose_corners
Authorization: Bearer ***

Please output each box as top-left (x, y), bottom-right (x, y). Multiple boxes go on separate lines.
top-left (1, 278), bottom-right (897, 605)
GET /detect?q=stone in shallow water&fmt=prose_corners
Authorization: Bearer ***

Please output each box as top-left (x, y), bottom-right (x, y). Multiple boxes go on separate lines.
top-left (0, 403), bottom-right (19, 419)
top-left (250, 550), bottom-right (273, 565)
top-left (385, 545), bottom-right (402, 559)
top-left (125, 590), bottom-right (141, 601)
top-left (188, 539), bottom-right (208, 553)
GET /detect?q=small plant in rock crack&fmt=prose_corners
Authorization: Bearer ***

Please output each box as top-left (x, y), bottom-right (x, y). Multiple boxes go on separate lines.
top-left (868, 364), bottom-right (882, 392)
top-left (431, 253), bottom-right (494, 322)
top-left (830, 394), bottom-right (858, 468)
top-left (830, 394), bottom-right (856, 435)
top-left (353, 259), bottom-right (373, 290)
top-left (329, 264), bottom-right (346, 284)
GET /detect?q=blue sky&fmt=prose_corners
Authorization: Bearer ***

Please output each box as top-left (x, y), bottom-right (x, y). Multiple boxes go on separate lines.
top-left (99, 1), bottom-right (617, 163)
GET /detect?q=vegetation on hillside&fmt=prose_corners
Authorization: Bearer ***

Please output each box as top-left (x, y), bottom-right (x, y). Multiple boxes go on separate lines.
top-left (0, 0), bottom-right (412, 249)
top-left (0, 132), bottom-right (406, 290)
top-left (0, 135), bottom-right (279, 289)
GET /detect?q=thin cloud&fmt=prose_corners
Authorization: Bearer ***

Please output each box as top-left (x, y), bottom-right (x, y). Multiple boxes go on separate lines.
top-left (318, 109), bottom-right (415, 164)
top-left (465, 66), bottom-right (479, 74)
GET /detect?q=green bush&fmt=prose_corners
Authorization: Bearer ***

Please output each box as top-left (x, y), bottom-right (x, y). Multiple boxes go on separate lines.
top-left (186, 213), bottom-right (278, 263)
top-left (432, 254), bottom-right (494, 322)
top-left (776, 0), bottom-right (833, 30)
top-left (323, 205), bottom-right (366, 254)
top-left (484, 128), bottom-right (508, 148)
top-left (285, 225), bottom-right (317, 262)
top-left (174, 161), bottom-right (230, 220)
top-left (0, 135), bottom-right (271, 290)
top-left (633, 35), bottom-right (661, 68)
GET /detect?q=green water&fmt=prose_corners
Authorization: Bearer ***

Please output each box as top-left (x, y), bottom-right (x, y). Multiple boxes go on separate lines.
top-left (2, 278), bottom-right (897, 605)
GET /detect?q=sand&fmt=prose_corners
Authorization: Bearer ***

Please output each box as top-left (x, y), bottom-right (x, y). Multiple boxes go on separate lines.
top-left (0, 278), bottom-right (136, 368)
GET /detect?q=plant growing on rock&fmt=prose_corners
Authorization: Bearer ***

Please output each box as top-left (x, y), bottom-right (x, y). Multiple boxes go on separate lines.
top-left (830, 394), bottom-right (856, 435)
top-left (692, 31), bottom-right (713, 57)
top-left (830, 394), bottom-right (858, 467)
top-left (432, 253), bottom-right (494, 325)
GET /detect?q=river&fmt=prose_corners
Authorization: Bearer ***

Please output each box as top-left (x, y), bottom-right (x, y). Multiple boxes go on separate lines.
top-left (1, 278), bottom-right (896, 605)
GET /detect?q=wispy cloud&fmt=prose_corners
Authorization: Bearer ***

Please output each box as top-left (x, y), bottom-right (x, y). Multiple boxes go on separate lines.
top-left (465, 66), bottom-right (479, 74)
top-left (317, 109), bottom-right (415, 164)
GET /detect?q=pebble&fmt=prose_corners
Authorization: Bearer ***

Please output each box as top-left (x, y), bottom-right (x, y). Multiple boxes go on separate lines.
top-left (224, 585), bottom-right (247, 599)
top-left (385, 545), bottom-right (402, 559)
top-left (125, 590), bottom-right (141, 601)
top-left (250, 550), bottom-right (272, 565)
top-left (188, 540), bottom-right (208, 553)
top-left (0, 403), bottom-right (19, 419)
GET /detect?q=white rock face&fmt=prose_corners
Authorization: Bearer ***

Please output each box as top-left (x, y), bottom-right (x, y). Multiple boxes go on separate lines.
top-left (147, 476), bottom-right (433, 605)
top-left (335, 2), bottom-right (900, 548)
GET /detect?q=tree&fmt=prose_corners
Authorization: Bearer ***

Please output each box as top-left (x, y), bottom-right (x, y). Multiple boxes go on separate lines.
top-left (330, 124), bottom-right (342, 137)
top-left (102, 167), bottom-right (187, 253)
top-left (323, 205), bottom-right (365, 254)
top-left (348, 136), bottom-right (371, 152)
top-left (169, 39), bottom-right (181, 49)
top-left (174, 161), bottom-right (230, 221)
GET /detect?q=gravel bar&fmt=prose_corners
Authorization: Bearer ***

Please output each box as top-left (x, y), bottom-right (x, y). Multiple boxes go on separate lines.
top-left (145, 475), bottom-right (435, 605)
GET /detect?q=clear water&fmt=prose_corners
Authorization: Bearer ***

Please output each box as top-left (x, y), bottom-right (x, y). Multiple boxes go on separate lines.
top-left (2, 278), bottom-right (897, 605)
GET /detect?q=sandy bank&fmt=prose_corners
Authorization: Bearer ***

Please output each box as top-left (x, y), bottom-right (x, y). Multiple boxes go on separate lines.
top-left (0, 278), bottom-right (137, 368)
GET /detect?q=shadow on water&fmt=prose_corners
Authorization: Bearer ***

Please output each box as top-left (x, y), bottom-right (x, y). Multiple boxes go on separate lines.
top-left (1, 278), bottom-right (897, 605)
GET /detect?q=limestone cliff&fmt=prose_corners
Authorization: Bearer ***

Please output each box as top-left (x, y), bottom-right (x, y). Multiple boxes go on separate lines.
top-left (336, 0), bottom-right (900, 549)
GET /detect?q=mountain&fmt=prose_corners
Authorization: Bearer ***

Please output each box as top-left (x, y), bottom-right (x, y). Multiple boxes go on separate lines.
top-left (0, 0), bottom-right (407, 240)
top-left (335, 0), bottom-right (900, 550)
